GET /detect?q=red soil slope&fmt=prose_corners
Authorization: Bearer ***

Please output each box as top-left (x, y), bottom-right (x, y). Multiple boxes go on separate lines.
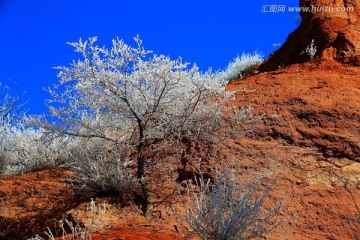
top-left (0, 170), bottom-right (78, 239)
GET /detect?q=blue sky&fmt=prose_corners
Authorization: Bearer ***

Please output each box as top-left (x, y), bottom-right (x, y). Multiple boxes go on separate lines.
top-left (0, 0), bottom-right (300, 115)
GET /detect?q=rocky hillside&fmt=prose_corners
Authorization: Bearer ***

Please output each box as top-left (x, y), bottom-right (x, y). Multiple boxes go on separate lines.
top-left (228, 59), bottom-right (360, 239)
top-left (0, 59), bottom-right (359, 240)
top-left (1, 0), bottom-right (360, 239)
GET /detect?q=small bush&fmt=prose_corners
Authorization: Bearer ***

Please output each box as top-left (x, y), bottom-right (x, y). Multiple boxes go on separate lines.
top-left (301, 39), bottom-right (317, 60)
top-left (0, 124), bottom-right (75, 175)
top-left (332, 172), bottom-right (360, 240)
top-left (220, 52), bottom-right (264, 82)
top-left (185, 168), bottom-right (283, 240)
top-left (67, 144), bottom-right (136, 195)
top-left (29, 198), bottom-right (105, 240)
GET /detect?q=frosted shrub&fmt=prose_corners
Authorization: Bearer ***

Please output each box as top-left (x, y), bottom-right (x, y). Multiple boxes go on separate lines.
top-left (301, 39), bottom-right (317, 60)
top-left (185, 168), bottom-right (283, 240)
top-left (32, 36), bottom-right (250, 212)
top-left (0, 122), bottom-right (75, 175)
top-left (29, 198), bottom-right (104, 240)
top-left (0, 83), bottom-right (74, 175)
top-left (0, 83), bottom-right (22, 174)
top-left (220, 52), bottom-right (264, 82)
top-left (67, 144), bottom-right (135, 195)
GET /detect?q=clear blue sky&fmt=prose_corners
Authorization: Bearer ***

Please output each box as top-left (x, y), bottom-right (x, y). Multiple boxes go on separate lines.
top-left (0, 0), bottom-right (300, 115)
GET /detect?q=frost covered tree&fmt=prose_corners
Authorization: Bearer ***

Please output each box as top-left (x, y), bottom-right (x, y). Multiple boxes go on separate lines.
top-left (33, 36), bottom-right (250, 212)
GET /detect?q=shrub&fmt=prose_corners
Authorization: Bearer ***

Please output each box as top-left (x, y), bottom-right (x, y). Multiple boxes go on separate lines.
top-left (185, 168), bottom-right (283, 240)
top-left (0, 123), bottom-right (75, 175)
top-left (29, 198), bottom-right (104, 240)
top-left (0, 82), bottom-right (22, 175)
top-left (301, 39), bottom-right (317, 60)
top-left (0, 83), bottom-right (75, 175)
top-left (66, 143), bottom-right (135, 195)
top-left (332, 172), bottom-right (360, 240)
top-left (220, 52), bottom-right (264, 82)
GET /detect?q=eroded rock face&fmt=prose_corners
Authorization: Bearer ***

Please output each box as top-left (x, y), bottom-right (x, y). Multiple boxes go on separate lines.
top-left (227, 60), bottom-right (360, 239)
top-left (259, 0), bottom-right (360, 72)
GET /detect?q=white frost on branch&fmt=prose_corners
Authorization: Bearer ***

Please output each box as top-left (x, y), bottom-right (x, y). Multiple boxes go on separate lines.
top-left (34, 36), bottom-right (248, 147)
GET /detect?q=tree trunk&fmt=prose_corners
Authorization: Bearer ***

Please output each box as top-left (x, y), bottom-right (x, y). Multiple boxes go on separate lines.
top-left (136, 132), bottom-right (151, 216)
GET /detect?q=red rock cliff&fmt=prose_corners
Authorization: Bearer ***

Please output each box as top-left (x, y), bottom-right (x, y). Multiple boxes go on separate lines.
top-left (259, 0), bottom-right (360, 72)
